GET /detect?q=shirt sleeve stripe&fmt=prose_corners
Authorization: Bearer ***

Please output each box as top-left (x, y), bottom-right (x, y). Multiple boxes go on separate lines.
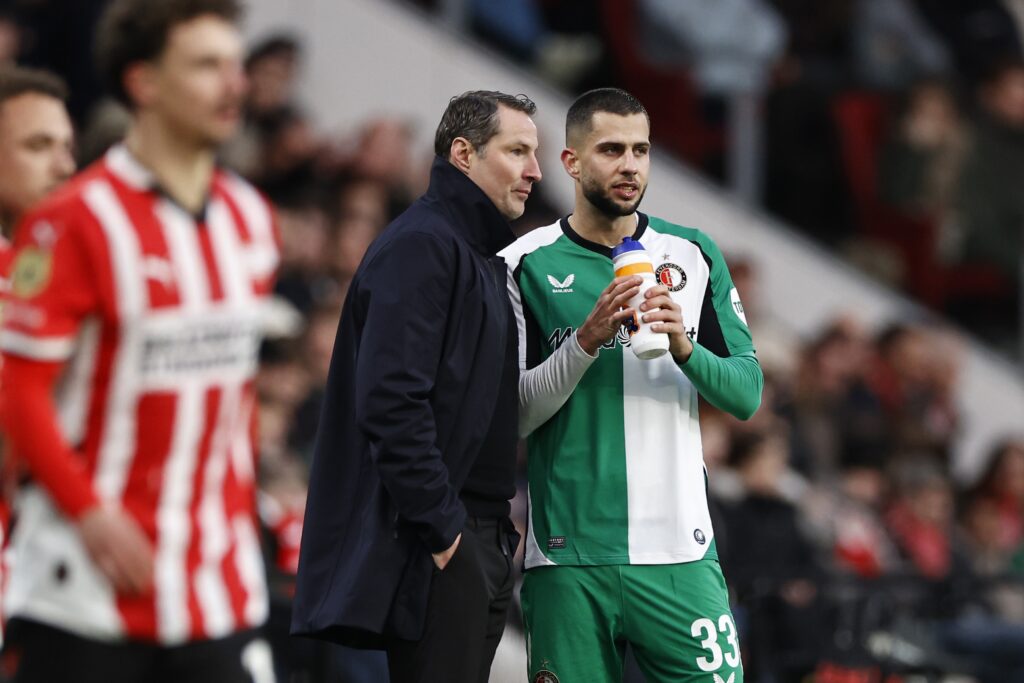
top-left (0, 330), bottom-right (76, 361)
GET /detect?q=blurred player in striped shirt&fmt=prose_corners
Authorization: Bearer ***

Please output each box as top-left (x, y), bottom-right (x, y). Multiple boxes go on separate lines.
top-left (0, 1), bottom-right (279, 681)
top-left (0, 64), bottom-right (75, 650)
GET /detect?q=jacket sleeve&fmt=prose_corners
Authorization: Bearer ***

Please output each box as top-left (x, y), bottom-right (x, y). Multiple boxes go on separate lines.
top-left (353, 230), bottom-right (465, 553)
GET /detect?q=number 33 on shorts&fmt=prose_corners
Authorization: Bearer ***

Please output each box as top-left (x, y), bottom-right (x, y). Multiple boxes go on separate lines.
top-left (691, 613), bottom-right (742, 679)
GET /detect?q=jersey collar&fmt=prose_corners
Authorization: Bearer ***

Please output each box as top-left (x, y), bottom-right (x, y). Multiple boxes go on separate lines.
top-left (559, 212), bottom-right (648, 258)
top-left (104, 143), bottom-right (214, 223)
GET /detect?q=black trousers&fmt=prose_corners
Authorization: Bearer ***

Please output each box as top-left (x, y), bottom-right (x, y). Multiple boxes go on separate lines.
top-left (386, 516), bottom-right (518, 683)
top-left (2, 618), bottom-right (272, 683)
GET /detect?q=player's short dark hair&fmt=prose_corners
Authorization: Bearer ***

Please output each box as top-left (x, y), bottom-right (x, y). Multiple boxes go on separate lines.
top-left (433, 90), bottom-right (537, 159)
top-left (0, 65), bottom-right (68, 110)
top-left (95, 0), bottom-right (244, 108)
top-left (566, 87), bottom-right (649, 145)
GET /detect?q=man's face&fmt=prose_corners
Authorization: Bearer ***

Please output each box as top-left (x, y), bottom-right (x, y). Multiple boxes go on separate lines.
top-left (464, 105), bottom-right (542, 221)
top-left (569, 112), bottom-right (650, 218)
top-left (143, 14), bottom-right (246, 147)
top-left (0, 92), bottom-right (74, 221)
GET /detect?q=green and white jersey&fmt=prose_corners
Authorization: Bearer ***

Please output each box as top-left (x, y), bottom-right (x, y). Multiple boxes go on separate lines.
top-left (500, 213), bottom-right (756, 569)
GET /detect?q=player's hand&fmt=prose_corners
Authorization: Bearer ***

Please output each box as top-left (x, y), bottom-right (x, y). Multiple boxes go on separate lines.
top-left (77, 504), bottom-right (155, 596)
top-left (576, 276), bottom-right (642, 356)
top-left (432, 532), bottom-right (462, 571)
top-left (640, 284), bottom-right (694, 363)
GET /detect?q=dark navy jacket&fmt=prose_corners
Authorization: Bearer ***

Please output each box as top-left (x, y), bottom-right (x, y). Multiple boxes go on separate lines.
top-left (291, 158), bottom-right (518, 647)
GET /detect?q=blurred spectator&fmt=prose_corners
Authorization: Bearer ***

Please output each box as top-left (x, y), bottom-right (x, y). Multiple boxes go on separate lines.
top-left (945, 59), bottom-right (1024, 348)
top-left (878, 80), bottom-right (967, 235)
top-left (851, 0), bottom-right (951, 91)
top-left (467, 0), bottom-right (601, 88)
top-left (273, 199), bottom-right (334, 314)
top-left (885, 460), bottom-right (965, 581)
top-left (915, 0), bottom-right (1023, 85)
top-left (767, 0), bottom-right (855, 87)
top-left (789, 317), bottom-right (886, 478)
top-left (639, 0), bottom-right (788, 97)
top-left (245, 34), bottom-right (300, 117)
top-left (763, 61), bottom-right (857, 247)
top-left (803, 462), bottom-right (899, 578)
top-left (287, 303), bottom-right (342, 462)
top-left (968, 439), bottom-right (1024, 553)
top-left (960, 491), bottom-right (1024, 623)
top-left (723, 429), bottom-right (825, 682)
top-left (867, 322), bottom-right (958, 463)
top-left (954, 59), bottom-right (1024, 275)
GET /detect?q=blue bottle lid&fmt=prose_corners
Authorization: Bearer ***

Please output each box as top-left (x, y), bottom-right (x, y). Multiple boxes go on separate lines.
top-left (611, 237), bottom-right (645, 259)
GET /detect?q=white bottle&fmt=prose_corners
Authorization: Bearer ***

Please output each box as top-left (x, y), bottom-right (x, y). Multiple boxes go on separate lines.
top-left (611, 238), bottom-right (670, 360)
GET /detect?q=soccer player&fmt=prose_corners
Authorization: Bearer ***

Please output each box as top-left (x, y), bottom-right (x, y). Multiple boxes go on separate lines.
top-left (0, 64), bottom-right (75, 648)
top-left (500, 88), bottom-right (762, 682)
top-left (0, 66), bottom-right (75, 264)
top-left (0, 1), bottom-right (279, 681)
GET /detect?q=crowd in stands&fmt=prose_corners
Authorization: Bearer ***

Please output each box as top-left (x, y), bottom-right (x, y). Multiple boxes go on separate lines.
top-left (413, 0), bottom-right (1024, 356)
top-left (3, 0), bottom-right (1024, 681)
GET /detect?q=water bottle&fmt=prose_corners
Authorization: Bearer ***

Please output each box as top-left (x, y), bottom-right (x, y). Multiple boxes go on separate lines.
top-left (611, 237), bottom-right (670, 360)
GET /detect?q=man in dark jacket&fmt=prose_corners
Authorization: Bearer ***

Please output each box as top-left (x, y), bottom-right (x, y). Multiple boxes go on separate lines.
top-left (292, 91), bottom-right (541, 682)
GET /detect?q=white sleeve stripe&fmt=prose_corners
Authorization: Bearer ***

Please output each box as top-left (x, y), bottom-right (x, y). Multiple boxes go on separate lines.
top-left (0, 331), bottom-right (75, 360)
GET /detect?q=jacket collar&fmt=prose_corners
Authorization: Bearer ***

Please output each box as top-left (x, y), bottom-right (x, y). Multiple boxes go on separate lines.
top-left (425, 156), bottom-right (515, 257)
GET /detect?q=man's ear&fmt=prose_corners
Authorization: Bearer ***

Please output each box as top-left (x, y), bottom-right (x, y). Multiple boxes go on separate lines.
top-left (561, 147), bottom-right (580, 180)
top-left (123, 62), bottom-right (156, 108)
top-left (449, 137), bottom-right (474, 173)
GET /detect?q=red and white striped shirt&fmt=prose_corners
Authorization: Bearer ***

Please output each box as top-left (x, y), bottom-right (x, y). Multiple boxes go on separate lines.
top-left (0, 144), bottom-right (278, 644)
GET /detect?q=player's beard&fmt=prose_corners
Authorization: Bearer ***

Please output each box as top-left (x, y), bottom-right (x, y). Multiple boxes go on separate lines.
top-left (581, 174), bottom-right (646, 218)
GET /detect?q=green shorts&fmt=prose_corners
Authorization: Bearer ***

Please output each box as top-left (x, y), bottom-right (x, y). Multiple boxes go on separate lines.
top-left (521, 560), bottom-right (743, 683)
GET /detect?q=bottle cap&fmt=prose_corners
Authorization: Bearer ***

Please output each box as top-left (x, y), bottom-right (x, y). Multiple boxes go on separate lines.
top-left (610, 237), bottom-right (644, 259)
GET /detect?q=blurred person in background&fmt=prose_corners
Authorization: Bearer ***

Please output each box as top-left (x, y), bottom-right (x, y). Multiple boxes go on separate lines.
top-left (502, 88), bottom-right (760, 683)
top-left (967, 439), bottom-right (1024, 556)
top-left (949, 58), bottom-right (1024, 347)
top-left (868, 322), bottom-right (958, 462)
top-left (886, 460), bottom-right (1024, 681)
top-left (0, 63), bottom-right (75, 651)
top-left (878, 80), bottom-right (968, 262)
top-left (0, 0), bottom-right (280, 680)
top-left (0, 65), bottom-right (75, 272)
top-left (244, 36), bottom-right (299, 119)
top-left (293, 90), bottom-right (540, 682)
top-left (723, 429), bottom-right (825, 682)
top-left (789, 317), bottom-right (886, 479)
top-left (221, 35), bottom-right (300, 179)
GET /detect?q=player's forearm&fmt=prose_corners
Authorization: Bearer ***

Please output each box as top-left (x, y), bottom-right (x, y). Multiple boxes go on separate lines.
top-left (519, 331), bottom-right (597, 437)
top-left (0, 355), bottom-right (100, 517)
top-left (679, 345), bottom-right (763, 420)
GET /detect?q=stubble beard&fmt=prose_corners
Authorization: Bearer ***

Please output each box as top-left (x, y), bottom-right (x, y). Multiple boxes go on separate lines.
top-left (581, 175), bottom-right (645, 219)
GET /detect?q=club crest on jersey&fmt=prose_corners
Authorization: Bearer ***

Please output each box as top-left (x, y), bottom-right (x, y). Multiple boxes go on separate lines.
top-left (547, 274), bottom-right (574, 293)
top-left (694, 529), bottom-right (706, 545)
top-left (11, 247), bottom-right (53, 299)
top-left (534, 670), bottom-right (560, 683)
top-left (655, 262), bottom-right (686, 291)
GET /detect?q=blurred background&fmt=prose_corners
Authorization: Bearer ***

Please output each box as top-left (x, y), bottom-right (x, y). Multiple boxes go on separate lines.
top-left (5, 0), bottom-right (1024, 680)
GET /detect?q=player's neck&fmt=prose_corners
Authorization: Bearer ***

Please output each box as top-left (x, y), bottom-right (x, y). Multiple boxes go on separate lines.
top-left (569, 200), bottom-right (638, 248)
top-left (125, 116), bottom-right (216, 217)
